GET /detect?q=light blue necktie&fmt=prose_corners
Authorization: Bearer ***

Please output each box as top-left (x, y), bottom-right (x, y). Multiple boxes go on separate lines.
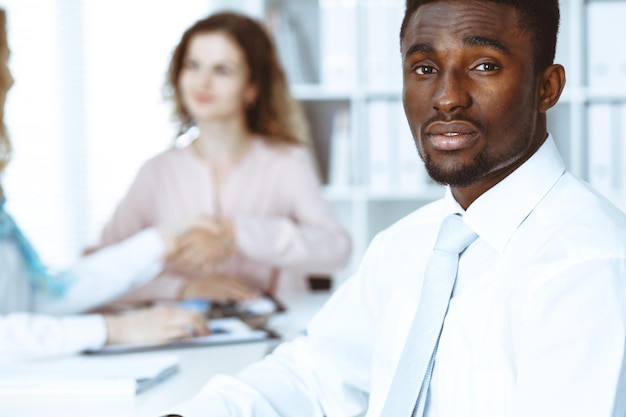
top-left (0, 197), bottom-right (74, 296)
top-left (380, 214), bottom-right (478, 417)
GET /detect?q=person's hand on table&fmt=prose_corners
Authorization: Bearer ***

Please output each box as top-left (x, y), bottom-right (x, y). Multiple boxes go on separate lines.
top-left (103, 305), bottom-right (210, 345)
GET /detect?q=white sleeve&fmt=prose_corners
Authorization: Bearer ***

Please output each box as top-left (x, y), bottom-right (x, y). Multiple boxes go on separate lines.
top-left (34, 228), bottom-right (165, 314)
top-left (0, 312), bottom-right (106, 361)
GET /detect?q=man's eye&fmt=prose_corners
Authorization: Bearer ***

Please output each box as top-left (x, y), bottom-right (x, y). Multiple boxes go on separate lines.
top-left (415, 65), bottom-right (436, 75)
top-left (475, 63), bottom-right (499, 71)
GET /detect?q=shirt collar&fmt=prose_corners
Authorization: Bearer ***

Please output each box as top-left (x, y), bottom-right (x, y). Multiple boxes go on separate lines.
top-left (442, 134), bottom-right (566, 253)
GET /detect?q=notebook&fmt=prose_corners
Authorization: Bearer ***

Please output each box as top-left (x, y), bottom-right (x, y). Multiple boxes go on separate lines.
top-left (0, 354), bottom-right (179, 397)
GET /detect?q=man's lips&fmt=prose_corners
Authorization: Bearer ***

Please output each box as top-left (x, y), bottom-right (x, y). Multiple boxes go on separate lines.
top-left (425, 121), bottom-right (479, 151)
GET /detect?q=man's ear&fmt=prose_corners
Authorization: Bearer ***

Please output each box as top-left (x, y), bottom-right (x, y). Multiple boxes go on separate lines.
top-left (538, 64), bottom-right (566, 113)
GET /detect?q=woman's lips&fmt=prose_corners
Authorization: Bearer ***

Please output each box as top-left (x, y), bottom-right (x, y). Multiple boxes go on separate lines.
top-left (426, 121), bottom-right (479, 151)
top-left (193, 94), bottom-right (212, 104)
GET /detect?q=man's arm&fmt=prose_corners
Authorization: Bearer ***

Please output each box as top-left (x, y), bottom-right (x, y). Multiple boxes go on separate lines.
top-left (510, 258), bottom-right (626, 417)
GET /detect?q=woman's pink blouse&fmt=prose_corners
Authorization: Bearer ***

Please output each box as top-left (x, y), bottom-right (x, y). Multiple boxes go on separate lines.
top-left (96, 139), bottom-right (352, 302)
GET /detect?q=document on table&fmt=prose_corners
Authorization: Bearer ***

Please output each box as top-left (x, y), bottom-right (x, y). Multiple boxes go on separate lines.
top-left (0, 354), bottom-right (179, 397)
top-left (87, 316), bottom-right (279, 355)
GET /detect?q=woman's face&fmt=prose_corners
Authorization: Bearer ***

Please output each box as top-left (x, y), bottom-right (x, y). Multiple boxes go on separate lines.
top-left (178, 32), bottom-right (256, 125)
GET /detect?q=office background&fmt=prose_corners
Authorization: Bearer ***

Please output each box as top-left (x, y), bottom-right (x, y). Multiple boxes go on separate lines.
top-left (2, 0), bottom-right (625, 285)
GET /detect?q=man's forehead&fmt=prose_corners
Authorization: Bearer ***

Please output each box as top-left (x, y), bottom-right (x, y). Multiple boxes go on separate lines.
top-left (401, 1), bottom-right (524, 49)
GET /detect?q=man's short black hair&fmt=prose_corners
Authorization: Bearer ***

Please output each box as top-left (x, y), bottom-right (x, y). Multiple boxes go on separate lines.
top-left (400, 0), bottom-right (560, 73)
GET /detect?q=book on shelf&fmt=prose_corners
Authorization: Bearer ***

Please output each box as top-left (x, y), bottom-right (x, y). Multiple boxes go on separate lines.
top-left (328, 107), bottom-right (351, 188)
top-left (265, 0), bottom-right (319, 84)
top-left (319, 0), bottom-right (357, 87)
top-left (364, 0), bottom-right (404, 89)
top-left (0, 354), bottom-right (179, 397)
top-left (621, 104), bottom-right (626, 193)
top-left (586, 102), bottom-right (626, 211)
top-left (587, 103), bottom-right (611, 194)
top-left (587, 2), bottom-right (626, 90)
top-left (392, 101), bottom-right (431, 192)
top-left (553, 0), bottom-right (571, 68)
top-left (368, 100), bottom-right (393, 191)
top-left (367, 99), bottom-right (433, 194)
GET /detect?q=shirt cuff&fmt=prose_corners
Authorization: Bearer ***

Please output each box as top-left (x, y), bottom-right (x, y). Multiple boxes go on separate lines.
top-left (60, 313), bottom-right (108, 352)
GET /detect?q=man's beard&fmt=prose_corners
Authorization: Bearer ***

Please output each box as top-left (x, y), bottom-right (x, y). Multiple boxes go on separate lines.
top-left (415, 108), bottom-right (534, 188)
top-left (422, 150), bottom-right (494, 187)
top-left (419, 136), bottom-right (530, 188)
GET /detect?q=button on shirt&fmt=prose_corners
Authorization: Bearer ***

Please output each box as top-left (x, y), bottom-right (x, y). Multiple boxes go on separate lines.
top-left (168, 135), bottom-right (626, 417)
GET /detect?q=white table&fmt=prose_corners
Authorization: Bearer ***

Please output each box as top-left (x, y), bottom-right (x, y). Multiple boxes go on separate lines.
top-left (0, 292), bottom-right (331, 417)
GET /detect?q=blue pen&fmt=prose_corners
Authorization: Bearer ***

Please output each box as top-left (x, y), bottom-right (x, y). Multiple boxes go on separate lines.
top-left (179, 298), bottom-right (212, 314)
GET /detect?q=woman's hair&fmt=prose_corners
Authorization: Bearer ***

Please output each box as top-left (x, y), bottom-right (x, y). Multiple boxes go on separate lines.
top-left (165, 11), bottom-right (310, 145)
top-left (0, 8), bottom-right (11, 178)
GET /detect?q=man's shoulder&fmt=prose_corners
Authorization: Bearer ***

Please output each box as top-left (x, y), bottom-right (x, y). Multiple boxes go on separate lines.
top-left (547, 173), bottom-right (626, 227)
top-left (533, 172), bottom-right (626, 257)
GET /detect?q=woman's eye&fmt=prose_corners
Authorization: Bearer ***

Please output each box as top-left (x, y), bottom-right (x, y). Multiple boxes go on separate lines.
top-left (183, 60), bottom-right (198, 70)
top-left (215, 65), bottom-right (236, 76)
top-left (475, 62), bottom-right (499, 72)
top-left (415, 65), bottom-right (436, 75)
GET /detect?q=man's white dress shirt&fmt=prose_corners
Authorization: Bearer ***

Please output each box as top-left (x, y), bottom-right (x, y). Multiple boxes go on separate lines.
top-left (168, 135), bottom-right (626, 417)
top-left (0, 228), bottom-right (165, 360)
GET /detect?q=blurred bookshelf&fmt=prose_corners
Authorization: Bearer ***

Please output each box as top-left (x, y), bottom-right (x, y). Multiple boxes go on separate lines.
top-left (240, 0), bottom-right (626, 283)
top-left (550, 0), bottom-right (626, 210)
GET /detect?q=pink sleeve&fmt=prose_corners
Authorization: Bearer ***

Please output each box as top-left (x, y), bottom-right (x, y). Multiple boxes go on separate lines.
top-left (233, 147), bottom-right (352, 274)
top-left (90, 160), bottom-right (188, 304)
top-left (98, 162), bottom-right (157, 247)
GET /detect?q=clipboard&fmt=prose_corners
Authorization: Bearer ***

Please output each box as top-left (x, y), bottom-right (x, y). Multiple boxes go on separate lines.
top-left (86, 295), bottom-right (284, 355)
top-left (86, 316), bottom-right (280, 355)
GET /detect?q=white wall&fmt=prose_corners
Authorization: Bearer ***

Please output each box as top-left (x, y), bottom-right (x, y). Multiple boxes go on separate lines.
top-left (2, 0), bottom-right (213, 268)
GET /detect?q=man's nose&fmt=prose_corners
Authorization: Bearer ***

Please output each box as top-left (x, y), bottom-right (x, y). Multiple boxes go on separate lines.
top-left (432, 70), bottom-right (471, 113)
